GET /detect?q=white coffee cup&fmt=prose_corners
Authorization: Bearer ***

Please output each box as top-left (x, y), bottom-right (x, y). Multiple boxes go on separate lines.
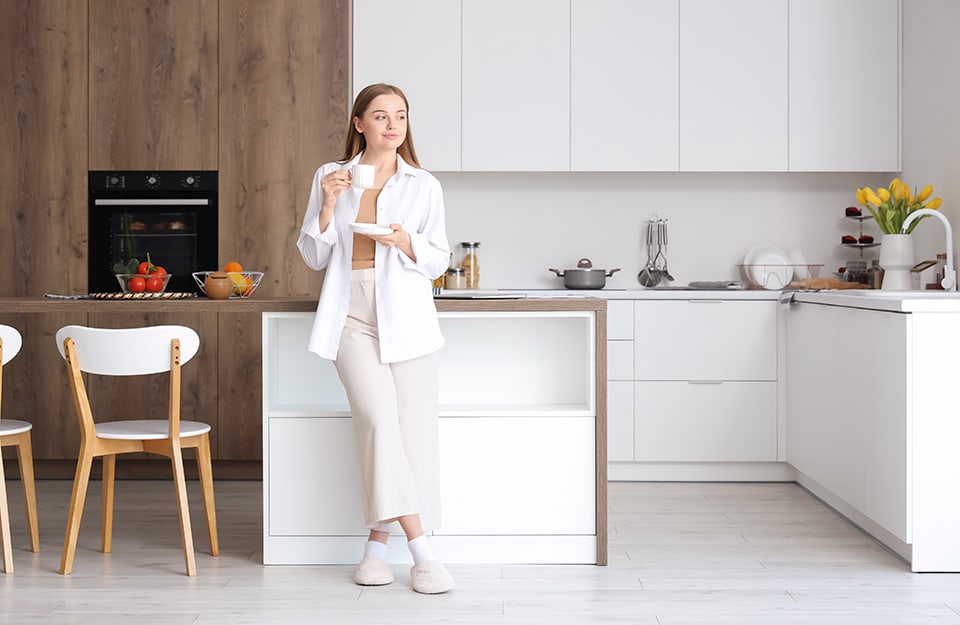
top-left (351, 163), bottom-right (375, 189)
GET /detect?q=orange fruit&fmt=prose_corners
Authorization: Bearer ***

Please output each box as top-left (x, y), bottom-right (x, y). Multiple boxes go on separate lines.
top-left (223, 261), bottom-right (243, 273)
top-left (243, 276), bottom-right (254, 297)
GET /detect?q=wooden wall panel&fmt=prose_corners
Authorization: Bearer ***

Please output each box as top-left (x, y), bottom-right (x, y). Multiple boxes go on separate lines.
top-left (216, 312), bottom-right (262, 460)
top-left (88, 0), bottom-right (218, 170)
top-left (0, 1), bottom-right (88, 297)
top-left (218, 0), bottom-right (349, 298)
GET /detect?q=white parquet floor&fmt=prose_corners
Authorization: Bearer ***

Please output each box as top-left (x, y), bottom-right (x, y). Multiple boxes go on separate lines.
top-left (1, 479), bottom-right (959, 624)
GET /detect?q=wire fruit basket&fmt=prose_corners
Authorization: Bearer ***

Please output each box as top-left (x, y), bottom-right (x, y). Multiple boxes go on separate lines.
top-left (192, 271), bottom-right (264, 298)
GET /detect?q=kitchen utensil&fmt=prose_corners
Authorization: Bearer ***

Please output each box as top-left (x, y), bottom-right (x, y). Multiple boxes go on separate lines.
top-left (549, 258), bottom-right (621, 289)
top-left (638, 218), bottom-right (662, 287)
top-left (658, 220), bottom-right (675, 282)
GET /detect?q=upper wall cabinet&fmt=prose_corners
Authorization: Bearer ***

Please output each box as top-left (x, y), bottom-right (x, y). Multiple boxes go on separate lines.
top-left (571, 0), bottom-right (679, 172)
top-left (680, 0), bottom-right (788, 172)
top-left (352, 0), bottom-right (462, 172)
top-left (352, 0), bottom-right (901, 173)
top-left (789, 0), bottom-right (901, 172)
top-left (461, 0), bottom-right (570, 171)
top-left (88, 0), bottom-right (219, 171)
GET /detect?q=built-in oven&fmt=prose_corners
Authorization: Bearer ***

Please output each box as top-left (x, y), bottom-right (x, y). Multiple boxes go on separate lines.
top-left (88, 171), bottom-right (218, 294)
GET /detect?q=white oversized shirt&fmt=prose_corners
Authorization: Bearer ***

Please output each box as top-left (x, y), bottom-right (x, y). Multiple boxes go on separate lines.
top-left (297, 153), bottom-right (451, 363)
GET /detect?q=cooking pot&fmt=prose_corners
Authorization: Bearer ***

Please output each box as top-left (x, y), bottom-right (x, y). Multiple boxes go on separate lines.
top-left (548, 258), bottom-right (621, 289)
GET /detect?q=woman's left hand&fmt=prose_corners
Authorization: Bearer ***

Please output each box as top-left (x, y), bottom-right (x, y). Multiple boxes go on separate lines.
top-left (369, 224), bottom-right (416, 260)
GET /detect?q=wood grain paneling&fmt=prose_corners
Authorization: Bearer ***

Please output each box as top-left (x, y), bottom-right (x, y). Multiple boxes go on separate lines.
top-left (0, 1), bottom-right (88, 297)
top-left (88, 0), bottom-right (218, 170)
top-left (218, 0), bottom-right (349, 298)
top-left (216, 312), bottom-right (262, 460)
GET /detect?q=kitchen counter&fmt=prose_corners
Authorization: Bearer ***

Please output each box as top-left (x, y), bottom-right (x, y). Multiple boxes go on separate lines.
top-left (443, 288), bottom-right (783, 301)
top-left (792, 289), bottom-right (960, 312)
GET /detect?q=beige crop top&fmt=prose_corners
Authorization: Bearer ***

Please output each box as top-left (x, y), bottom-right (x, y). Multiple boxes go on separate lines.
top-left (351, 188), bottom-right (381, 269)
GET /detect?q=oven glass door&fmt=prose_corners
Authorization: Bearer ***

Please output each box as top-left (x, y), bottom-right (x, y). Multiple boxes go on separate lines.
top-left (89, 198), bottom-right (217, 293)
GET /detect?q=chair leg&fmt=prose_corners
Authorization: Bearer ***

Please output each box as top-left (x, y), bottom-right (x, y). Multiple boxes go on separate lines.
top-left (170, 445), bottom-right (197, 576)
top-left (0, 457), bottom-right (12, 574)
top-left (101, 454), bottom-right (116, 554)
top-left (14, 431), bottom-right (40, 553)
top-left (60, 449), bottom-right (94, 575)
top-left (195, 434), bottom-right (219, 556)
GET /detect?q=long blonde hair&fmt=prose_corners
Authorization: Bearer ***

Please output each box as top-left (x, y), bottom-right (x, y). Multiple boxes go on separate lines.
top-left (340, 83), bottom-right (420, 167)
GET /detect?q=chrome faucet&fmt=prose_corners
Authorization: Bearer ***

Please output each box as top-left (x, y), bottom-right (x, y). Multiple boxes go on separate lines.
top-left (901, 208), bottom-right (956, 291)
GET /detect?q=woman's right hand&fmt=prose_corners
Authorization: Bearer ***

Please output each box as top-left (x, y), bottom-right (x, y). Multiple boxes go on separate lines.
top-left (320, 169), bottom-right (352, 210)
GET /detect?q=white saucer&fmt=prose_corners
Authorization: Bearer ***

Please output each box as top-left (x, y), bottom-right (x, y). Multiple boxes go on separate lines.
top-left (349, 222), bottom-right (392, 236)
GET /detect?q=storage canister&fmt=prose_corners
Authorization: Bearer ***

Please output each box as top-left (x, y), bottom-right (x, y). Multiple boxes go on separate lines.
top-left (445, 267), bottom-right (467, 289)
top-left (460, 242), bottom-right (480, 289)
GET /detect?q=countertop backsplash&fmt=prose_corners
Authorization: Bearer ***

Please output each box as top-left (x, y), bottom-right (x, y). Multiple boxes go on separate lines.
top-left (438, 171), bottom-right (900, 290)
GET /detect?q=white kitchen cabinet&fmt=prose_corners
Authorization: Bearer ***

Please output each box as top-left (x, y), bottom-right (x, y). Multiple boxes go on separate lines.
top-left (635, 381), bottom-right (778, 461)
top-left (786, 303), bottom-right (908, 541)
top-left (570, 0), bottom-right (679, 171)
top-left (262, 307), bottom-right (603, 565)
top-left (679, 0), bottom-right (788, 171)
top-left (634, 300), bottom-right (777, 381)
top-left (352, 0), bottom-right (462, 171)
top-left (461, 0), bottom-right (570, 171)
top-left (788, 0), bottom-right (901, 171)
top-left (607, 380), bottom-right (635, 462)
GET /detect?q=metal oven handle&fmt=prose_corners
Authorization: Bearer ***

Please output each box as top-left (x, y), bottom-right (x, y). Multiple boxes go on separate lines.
top-left (94, 199), bottom-right (209, 206)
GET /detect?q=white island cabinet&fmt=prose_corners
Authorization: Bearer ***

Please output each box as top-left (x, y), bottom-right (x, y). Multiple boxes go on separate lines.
top-left (787, 292), bottom-right (960, 572)
top-left (262, 299), bottom-right (607, 565)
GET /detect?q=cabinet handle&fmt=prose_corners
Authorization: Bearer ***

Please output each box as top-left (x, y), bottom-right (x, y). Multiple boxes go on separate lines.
top-left (688, 380), bottom-right (723, 384)
top-left (688, 299), bottom-right (724, 304)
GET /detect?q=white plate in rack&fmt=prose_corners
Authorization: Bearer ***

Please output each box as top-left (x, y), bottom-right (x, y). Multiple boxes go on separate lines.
top-left (349, 222), bottom-right (393, 236)
top-left (743, 245), bottom-right (793, 289)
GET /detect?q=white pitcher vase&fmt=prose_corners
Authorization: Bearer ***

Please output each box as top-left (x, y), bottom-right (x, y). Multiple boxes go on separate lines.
top-left (879, 233), bottom-right (915, 290)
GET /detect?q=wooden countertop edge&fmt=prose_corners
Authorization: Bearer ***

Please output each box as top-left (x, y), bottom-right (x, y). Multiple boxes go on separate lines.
top-left (0, 296), bottom-right (607, 313)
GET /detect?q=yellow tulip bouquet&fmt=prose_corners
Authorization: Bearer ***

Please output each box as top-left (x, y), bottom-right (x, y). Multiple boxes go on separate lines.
top-left (856, 178), bottom-right (942, 234)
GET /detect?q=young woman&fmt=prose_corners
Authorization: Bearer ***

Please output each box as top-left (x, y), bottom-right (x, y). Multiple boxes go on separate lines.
top-left (296, 84), bottom-right (454, 594)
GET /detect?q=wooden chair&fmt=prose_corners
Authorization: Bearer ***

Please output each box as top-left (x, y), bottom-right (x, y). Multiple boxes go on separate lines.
top-left (55, 325), bottom-right (219, 576)
top-left (0, 324), bottom-right (40, 574)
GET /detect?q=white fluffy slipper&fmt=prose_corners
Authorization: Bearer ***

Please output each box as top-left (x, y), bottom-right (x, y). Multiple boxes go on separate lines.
top-left (410, 560), bottom-right (455, 594)
top-left (354, 557), bottom-right (394, 586)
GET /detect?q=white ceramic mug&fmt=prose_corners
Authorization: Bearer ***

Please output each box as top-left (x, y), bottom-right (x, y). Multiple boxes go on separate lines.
top-left (351, 163), bottom-right (375, 189)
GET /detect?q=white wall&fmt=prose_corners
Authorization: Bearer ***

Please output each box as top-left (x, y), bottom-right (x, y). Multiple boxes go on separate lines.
top-left (438, 170), bottom-right (889, 290)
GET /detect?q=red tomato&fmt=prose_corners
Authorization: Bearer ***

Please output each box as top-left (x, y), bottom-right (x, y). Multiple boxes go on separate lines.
top-left (145, 276), bottom-right (164, 292)
top-left (137, 261), bottom-right (150, 275)
top-left (128, 276), bottom-right (147, 293)
top-left (151, 265), bottom-right (167, 276)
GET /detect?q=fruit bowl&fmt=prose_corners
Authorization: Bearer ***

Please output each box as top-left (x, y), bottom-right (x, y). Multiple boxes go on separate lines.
top-left (115, 273), bottom-right (172, 294)
top-left (192, 271), bottom-right (264, 298)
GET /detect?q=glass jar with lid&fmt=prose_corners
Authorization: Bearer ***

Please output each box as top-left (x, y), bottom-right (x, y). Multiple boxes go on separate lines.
top-left (460, 242), bottom-right (480, 289)
top-left (445, 267), bottom-right (467, 289)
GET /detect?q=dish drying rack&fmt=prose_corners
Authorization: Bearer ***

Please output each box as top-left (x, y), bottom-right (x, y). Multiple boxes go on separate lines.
top-left (737, 263), bottom-right (824, 289)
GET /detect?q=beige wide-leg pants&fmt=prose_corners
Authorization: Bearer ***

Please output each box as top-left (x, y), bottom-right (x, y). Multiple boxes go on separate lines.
top-left (334, 268), bottom-right (441, 531)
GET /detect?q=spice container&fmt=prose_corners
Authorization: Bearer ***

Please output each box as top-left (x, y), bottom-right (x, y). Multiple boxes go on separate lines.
top-left (445, 267), bottom-right (467, 289)
top-left (460, 242), bottom-right (480, 289)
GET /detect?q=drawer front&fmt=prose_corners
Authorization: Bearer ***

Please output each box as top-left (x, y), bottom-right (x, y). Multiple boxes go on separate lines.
top-left (634, 381), bottom-right (777, 462)
top-left (607, 340), bottom-right (634, 381)
top-left (607, 380), bottom-right (634, 462)
top-left (607, 300), bottom-right (635, 340)
top-left (634, 300), bottom-right (777, 380)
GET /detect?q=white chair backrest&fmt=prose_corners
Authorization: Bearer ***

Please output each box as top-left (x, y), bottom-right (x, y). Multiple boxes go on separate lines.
top-left (55, 325), bottom-right (200, 376)
top-left (0, 324), bottom-right (23, 366)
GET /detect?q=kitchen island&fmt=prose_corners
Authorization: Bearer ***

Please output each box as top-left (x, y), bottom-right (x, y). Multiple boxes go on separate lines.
top-left (262, 297), bottom-right (607, 565)
top-left (787, 290), bottom-right (960, 572)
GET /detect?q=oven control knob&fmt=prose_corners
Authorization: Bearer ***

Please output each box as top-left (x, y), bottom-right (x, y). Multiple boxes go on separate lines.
top-left (146, 175), bottom-right (159, 187)
top-left (185, 176), bottom-right (196, 186)
top-left (109, 176), bottom-right (120, 187)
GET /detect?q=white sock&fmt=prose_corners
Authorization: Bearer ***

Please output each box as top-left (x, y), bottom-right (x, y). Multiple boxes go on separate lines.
top-left (364, 540), bottom-right (387, 561)
top-left (407, 535), bottom-right (435, 565)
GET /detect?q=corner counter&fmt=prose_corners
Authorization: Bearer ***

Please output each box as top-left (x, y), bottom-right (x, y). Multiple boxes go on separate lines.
top-left (262, 297), bottom-right (607, 566)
